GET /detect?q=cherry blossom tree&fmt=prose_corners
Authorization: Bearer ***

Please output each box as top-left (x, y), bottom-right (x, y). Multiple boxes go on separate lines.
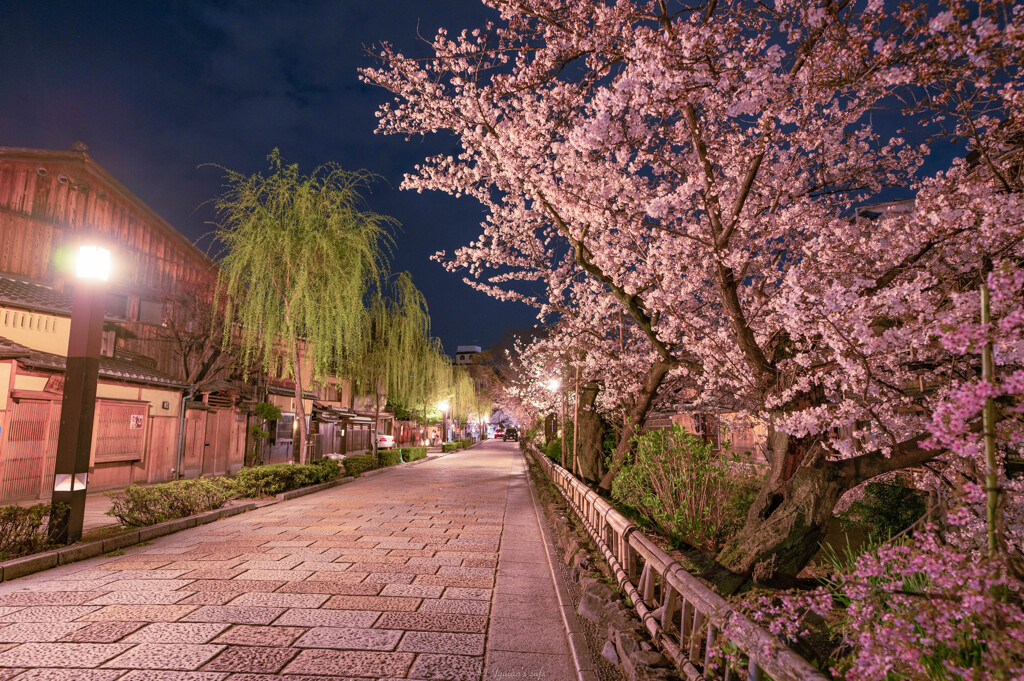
top-left (364, 0), bottom-right (1024, 582)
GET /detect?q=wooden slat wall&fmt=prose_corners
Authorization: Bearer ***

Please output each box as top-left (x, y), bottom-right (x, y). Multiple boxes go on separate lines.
top-left (0, 157), bottom-right (209, 292)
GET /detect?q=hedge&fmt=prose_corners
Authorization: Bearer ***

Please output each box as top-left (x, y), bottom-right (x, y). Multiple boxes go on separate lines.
top-left (231, 458), bottom-right (341, 498)
top-left (0, 503), bottom-right (53, 560)
top-left (106, 477), bottom-right (235, 527)
top-left (402, 447), bottom-right (427, 462)
top-left (442, 442), bottom-right (458, 452)
top-left (343, 453), bottom-right (378, 477)
top-left (379, 450), bottom-right (402, 467)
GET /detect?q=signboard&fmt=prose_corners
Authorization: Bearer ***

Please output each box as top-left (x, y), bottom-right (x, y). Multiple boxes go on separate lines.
top-left (129, 414), bottom-right (145, 430)
top-left (44, 375), bottom-right (65, 394)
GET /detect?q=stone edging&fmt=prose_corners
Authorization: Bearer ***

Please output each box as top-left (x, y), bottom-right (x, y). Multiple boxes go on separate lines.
top-left (523, 449), bottom-right (600, 681)
top-left (0, 448), bottom-right (456, 583)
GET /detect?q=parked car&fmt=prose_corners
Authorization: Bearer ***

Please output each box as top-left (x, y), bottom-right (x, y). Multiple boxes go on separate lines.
top-left (377, 433), bottom-right (396, 450)
top-left (494, 428), bottom-right (505, 439)
top-left (503, 427), bottom-right (519, 442)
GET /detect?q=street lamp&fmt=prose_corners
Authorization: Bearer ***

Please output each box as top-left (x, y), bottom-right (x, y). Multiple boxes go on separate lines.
top-left (50, 243), bottom-right (111, 544)
top-left (437, 400), bottom-right (449, 445)
top-left (546, 378), bottom-right (566, 468)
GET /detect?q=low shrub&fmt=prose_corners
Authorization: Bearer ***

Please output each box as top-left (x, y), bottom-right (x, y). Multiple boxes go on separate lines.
top-left (379, 450), bottom-right (402, 467)
top-left (343, 453), bottom-right (378, 477)
top-left (442, 442), bottom-right (458, 452)
top-left (543, 434), bottom-right (574, 469)
top-left (0, 503), bottom-right (53, 560)
top-left (839, 474), bottom-right (927, 538)
top-left (611, 424), bottom-right (760, 550)
top-left (402, 447), bottom-right (427, 462)
top-left (106, 478), bottom-right (234, 527)
top-left (231, 460), bottom-right (341, 498)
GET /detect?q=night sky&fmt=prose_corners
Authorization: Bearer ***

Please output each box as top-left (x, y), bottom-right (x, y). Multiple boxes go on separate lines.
top-left (0, 0), bottom-right (538, 355)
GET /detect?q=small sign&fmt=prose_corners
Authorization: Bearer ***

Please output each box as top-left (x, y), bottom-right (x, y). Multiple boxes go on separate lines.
top-left (44, 375), bottom-right (65, 394)
top-left (129, 414), bottom-right (145, 429)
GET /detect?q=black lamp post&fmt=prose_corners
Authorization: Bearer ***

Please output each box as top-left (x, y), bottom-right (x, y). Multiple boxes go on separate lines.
top-left (49, 244), bottom-right (110, 545)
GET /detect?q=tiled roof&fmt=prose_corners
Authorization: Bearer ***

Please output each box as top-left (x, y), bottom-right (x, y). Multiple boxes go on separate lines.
top-left (0, 277), bottom-right (72, 315)
top-left (0, 335), bottom-right (186, 389)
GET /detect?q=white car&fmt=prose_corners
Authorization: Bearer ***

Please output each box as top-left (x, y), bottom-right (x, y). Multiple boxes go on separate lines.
top-left (377, 433), bottom-right (396, 450)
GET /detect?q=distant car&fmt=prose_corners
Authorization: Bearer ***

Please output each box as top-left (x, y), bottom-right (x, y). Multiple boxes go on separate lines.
top-left (376, 433), bottom-right (396, 450)
top-left (503, 427), bottom-right (519, 442)
top-left (494, 428), bottom-right (505, 439)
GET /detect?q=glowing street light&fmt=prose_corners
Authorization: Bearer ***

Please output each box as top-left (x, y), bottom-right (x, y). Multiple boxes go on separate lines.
top-left (49, 243), bottom-right (112, 544)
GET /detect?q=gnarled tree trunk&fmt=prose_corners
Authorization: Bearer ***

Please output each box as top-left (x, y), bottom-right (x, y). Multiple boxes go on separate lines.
top-left (575, 381), bottom-right (607, 484)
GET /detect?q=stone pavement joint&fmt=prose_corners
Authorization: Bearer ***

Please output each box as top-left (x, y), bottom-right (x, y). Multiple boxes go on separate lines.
top-left (0, 442), bottom-right (582, 681)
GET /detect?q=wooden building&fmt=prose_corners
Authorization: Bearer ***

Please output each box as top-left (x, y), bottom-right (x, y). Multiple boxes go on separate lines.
top-left (0, 143), bottom-right (244, 503)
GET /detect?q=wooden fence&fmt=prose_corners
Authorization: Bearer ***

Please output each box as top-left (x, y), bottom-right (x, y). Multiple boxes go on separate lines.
top-left (526, 445), bottom-right (828, 681)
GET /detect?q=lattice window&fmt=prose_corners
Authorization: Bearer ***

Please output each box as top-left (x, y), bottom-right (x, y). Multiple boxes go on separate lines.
top-left (93, 400), bottom-right (147, 463)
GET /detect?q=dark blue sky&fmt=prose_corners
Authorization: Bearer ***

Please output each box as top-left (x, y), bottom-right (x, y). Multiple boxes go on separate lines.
top-left (0, 0), bottom-right (538, 355)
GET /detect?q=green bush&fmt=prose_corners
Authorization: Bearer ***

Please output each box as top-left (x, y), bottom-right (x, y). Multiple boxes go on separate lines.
top-left (231, 460), bottom-right (340, 498)
top-left (0, 503), bottom-right (53, 560)
top-left (543, 433), bottom-right (574, 469)
top-left (402, 447), bottom-right (427, 462)
top-left (442, 442), bottom-right (458, 452)
top-left (379, 450), bottom-right (402, 467)
top-left (343, 453), bottom-right (378, 477)
top-left (611, 424), bottom-right (759, 550)
top-left (106, 478), bottom-right (234, 527)
top-left (839, 474), bottom-right (927, 537)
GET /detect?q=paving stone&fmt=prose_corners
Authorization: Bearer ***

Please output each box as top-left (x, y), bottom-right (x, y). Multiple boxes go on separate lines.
top-left (224, 673), bottom-right (361, 681)
top-left (407, 653), bottom-right (483, 681)
top-left (0, 606), bottom-right (100, 623)
top-left (61, 621), bottom-right (146, 643)
top-left (276, 582), bottom-right (380, 596)
top-left (412, 575), bottom-right (493, 588)
top-left (122, 623), bottom-right (230, 644)
top-left (185, 581), bottom-right (284, 593)
top-left (418, 599), bottom-right (490, 616)
top-left (377, 584), bottom-right (444, 599)
top-left (436, 566), bottom-right (495, 578)
top-left (11, 581), bottom-right (115, 592)
top-left (442, 588), bottom-right (492, 601)
top-left (282, 649), bottom-right (414, 678)
top-left (488, 616), bottom-right (569, 656)
top-left (201, 647), bottom-right (297, 673)
top-left (233, 571), bottom-right (311, 582)
top-left (374, 612), bottom-right (487, 633)
top-left (485, 650), bottom-right (575, 681)
top-left (180, 607), bottom-right (286, 626)
top-left (179, 570), bottom-right (245, 581)
top-left (102, 644), bottom-right (226, 670)
top-left (0, 622), bottom-right (91, 642)
top-left (178, 593), bottom-right (239, 606)
top-left (322, 596), bottom-right (420, 612)
top-left (95, 580), bottom-right (194, 591)
top-left (293, 627), bottom-right (403, 651)
top-left (292, 562), bottom-right (352, 573)
top-left (85, 592), bottom-right (193, 605)
top-left (9, 670), bottom-right (127, 681)
top-left (398, 631), bottom-right (486, 656)
top-left (361, 573), bottom-right (415, 585)
top-left (225, 593), bottom-right (328, 609)
top-left (117, 670), bottom-right (227, 681)
top-left (0, 643), bottom-right (133, 668)
top-left (0, 592), bottom-right (104, 606)
top-left (211, 626), bottom-right (306, 647)
top-left (271, 609), bottom-right (379, 628)
top-left (405, 556), bottom-right (462, 567)
top-left (80, 605), bottom-right (199, 622)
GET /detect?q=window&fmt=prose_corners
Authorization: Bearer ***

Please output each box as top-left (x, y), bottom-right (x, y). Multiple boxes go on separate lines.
top-left (275, 414), bottom-right (295, 442)
top-left (138, 299), bottom-right (164, 324)
top-left (105, 293), bottom-right (129, 320)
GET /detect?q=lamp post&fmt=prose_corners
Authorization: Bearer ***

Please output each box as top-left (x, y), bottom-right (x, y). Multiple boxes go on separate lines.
top-left (547, 378), bottom-right (566, 468)
top-left (49, 244), bottom-right (111, 544)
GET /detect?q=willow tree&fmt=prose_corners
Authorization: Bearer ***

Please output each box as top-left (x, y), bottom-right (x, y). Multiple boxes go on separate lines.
top-left (351, 272), bottom-right (432, 455)
top-left (212, 150), bottom-right (392, 463)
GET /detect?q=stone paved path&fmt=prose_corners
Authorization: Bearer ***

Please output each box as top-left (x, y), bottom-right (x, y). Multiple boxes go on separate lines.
top-left (0, 441), bottom-right (576, 681)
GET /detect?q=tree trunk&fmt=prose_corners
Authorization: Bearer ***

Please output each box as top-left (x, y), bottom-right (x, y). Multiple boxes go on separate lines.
top-left (575, 381), bottom-right (607, 484)
top-left (292, 343), bottom-right (308, 464)
top-left (598, 360), bottom-right (671, 492)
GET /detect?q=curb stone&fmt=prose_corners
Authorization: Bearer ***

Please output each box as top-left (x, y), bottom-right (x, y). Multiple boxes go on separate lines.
top-left (522, 449), bottom-right (601, 681)
top-left (0, 448), bottom-right (461, 583)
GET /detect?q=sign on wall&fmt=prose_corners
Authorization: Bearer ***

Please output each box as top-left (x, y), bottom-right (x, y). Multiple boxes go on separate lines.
top-left (129, 414), bottom-right (144, 430)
